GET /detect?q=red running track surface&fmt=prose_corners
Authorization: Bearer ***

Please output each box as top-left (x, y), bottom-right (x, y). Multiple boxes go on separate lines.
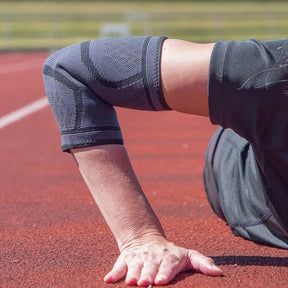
top-left (1, 53), bottom-right (288, 288)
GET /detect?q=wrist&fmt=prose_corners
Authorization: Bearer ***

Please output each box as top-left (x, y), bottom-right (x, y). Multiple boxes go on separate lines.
top-left (118, 229), bottom-right (167, 252)
top-left (114, 212), bottom-right (166, 251)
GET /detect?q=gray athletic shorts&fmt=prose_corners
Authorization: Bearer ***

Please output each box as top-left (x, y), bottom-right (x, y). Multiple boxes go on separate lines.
top-left (203, 127), bottom-right (288, 249)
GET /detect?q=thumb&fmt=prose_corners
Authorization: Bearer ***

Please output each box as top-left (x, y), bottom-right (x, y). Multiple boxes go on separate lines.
top-left (187, 250), bottom-right (223, 276)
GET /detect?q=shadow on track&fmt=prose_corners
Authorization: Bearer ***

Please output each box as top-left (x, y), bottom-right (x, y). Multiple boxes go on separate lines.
top-left (212, 255), bottom-right (288, 267)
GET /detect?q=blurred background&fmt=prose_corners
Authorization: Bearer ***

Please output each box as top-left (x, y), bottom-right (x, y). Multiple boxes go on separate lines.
top-left (0, 0), bottom-right (287, 51)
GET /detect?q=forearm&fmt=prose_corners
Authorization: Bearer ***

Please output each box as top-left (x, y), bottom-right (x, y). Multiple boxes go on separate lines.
top-left (71, 144), bottom-right (165, 250)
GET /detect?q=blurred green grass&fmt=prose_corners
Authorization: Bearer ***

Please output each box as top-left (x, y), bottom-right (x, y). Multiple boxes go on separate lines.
top-left (1, 1), bottom-right (288, 50)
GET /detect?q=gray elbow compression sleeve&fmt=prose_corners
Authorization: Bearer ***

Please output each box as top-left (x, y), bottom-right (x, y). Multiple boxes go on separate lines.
top-left (42, 36), bottom-right (171, 152)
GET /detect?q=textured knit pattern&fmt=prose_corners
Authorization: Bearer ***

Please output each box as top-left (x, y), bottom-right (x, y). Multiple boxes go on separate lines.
top-left (42, 36), bottom-right (169, 151)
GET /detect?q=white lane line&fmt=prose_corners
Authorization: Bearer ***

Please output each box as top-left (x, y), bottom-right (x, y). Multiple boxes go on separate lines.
top-left (0, 97), bottom-right (49, 130)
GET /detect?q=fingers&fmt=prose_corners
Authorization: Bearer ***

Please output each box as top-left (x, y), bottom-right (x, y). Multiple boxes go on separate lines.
top-left (104, 246), bottom-right (223, 286)
top-left (137, 262), bottom-right (158, 286)
top-left (104, 254), bottom-right (158, 287)
top-left (126, 262), bottom-right (143, 286)
top-left (188, 250), bottom-right (223, 276)
top-left (154, 253), bottom-right (184, 285)
top-left (103, 258), bottom-right (127, 283)
top-left (153, 250), bottom-right (223, 286)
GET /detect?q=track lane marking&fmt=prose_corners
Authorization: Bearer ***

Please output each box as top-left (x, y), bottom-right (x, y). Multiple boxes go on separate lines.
top-left (0, 97), bottom-right (48, 129)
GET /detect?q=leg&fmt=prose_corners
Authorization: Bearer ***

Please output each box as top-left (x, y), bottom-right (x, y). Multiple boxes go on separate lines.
top-left (203, 127), bottom-right (226, 221)
top-left (204, 128), bottom-right (288, 249)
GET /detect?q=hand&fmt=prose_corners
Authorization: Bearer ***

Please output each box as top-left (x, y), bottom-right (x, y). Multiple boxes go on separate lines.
top-left (104, 235), bottom-right (223, 286)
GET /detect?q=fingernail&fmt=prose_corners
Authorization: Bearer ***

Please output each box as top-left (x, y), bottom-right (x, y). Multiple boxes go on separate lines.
top-left (155, 275), bottom-right (166, 283)
top-left (211, 264), bottom-right (223, 272)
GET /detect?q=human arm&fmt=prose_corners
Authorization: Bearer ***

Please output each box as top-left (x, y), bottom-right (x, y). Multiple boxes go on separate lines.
top-left (70, 38), bottom-right (221, 283)
top-left (71, 39), bottom-right (221, 286)
top-left (71, 144), bottom-right (222, 286)
top-left (43, 36), bottom-right (221, 286)
top-left (161, 39), bottom-right (214, 116)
